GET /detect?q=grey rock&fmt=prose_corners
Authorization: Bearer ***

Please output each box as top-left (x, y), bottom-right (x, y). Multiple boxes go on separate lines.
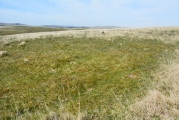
top-left (0, 51), bottom-right (9, 57)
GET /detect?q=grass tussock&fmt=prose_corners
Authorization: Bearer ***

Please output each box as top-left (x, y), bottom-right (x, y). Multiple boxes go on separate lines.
top-left (0, 28), bottom-right (178, 119)
top-left (126, 50), bottom-right (179, 120)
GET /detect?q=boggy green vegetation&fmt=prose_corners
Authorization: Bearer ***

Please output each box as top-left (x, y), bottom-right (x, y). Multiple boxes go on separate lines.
top-left (0, 36), bottom-right (175, 119)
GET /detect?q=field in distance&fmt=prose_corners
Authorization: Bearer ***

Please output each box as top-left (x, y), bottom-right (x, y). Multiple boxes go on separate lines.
top-left (0, 25), bottom-right (68, 35)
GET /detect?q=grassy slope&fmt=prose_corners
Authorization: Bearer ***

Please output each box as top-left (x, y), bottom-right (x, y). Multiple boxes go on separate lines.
top-left (0, 26), bottom-right (66, 35)
top-left (0, 36), bottom-right (176, 119)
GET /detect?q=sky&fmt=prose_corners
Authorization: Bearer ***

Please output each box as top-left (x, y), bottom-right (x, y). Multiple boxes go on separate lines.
top-left (0, 0), bottom-right (179, 27)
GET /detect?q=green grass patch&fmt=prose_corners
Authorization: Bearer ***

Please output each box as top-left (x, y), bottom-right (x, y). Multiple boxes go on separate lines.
top-left (0, 36), bottom-right (175, 119)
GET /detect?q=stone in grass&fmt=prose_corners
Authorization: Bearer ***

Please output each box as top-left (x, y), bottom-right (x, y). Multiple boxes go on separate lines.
top-left (18, 41), bottom-right (26, 46)
top-left (0, 51), bottom-right (9, 57)
top-left (24, 58), bottom-right (29, 63)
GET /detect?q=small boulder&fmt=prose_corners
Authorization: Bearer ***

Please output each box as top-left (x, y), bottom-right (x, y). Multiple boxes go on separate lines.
top-left (0, 51), bottom-right (9, 57)
top-left (18, 41), bottom-right (26, 46)
top-left (24, 58), bottom-right (29, 63)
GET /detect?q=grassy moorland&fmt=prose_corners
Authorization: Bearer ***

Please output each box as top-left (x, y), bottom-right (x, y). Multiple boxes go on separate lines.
top-left (0, 27), bottom-right (179, 119)
top-left (0, 26), bottom-right (66, 35)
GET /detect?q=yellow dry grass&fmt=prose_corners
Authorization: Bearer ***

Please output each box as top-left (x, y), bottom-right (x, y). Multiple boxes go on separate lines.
top-left (1, 26), bottom-right (179, 44)
top-left (126, 50), bottom-right (179, 120)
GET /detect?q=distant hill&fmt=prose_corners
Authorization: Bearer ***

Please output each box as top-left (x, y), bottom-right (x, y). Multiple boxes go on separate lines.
top-left (0, 22), bottom-right (121, 29)
top-left (41, 25), bottom-right (122, 29)
top-left (41, 25), bottom-right (89, 28)
top-left (91, 26), bottom-right (122, 29)
top-left (0, 22), bottom-right (25, 26)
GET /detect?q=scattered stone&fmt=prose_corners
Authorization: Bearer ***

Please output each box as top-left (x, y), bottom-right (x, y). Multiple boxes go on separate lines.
top-left (49, 69), bottom-right (57, 73)
top-left (87, 88), bottom-right (94, 92)
top-left (0, 51), bottom-right (9, 57)
top-left (18, 41), bottom-right (26, 46)
top-left (129, 74), bottom-right (137, 79)
top-left (24, 58), bottom-right (29, 63)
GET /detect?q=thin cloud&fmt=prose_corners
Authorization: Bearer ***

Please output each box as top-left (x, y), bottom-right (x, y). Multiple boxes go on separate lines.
top-left (0, 0), bottom-right (179, 27)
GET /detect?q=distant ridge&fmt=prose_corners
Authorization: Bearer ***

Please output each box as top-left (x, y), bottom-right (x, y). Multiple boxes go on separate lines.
top-left (0, 22), bottom-right (25, 26)
top-left (41, 25), bottom-right (89, 28)
top-left (41, 25), bottom-right (121, 29)
top-left (0, 22), bottom-right (122, 29)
